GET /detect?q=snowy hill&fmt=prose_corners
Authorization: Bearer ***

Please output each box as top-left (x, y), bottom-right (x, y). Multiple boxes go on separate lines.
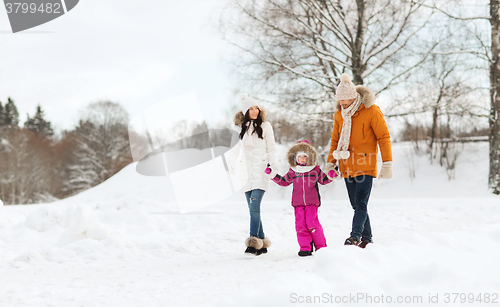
top-left (1, 142), bottom-right (499, 307)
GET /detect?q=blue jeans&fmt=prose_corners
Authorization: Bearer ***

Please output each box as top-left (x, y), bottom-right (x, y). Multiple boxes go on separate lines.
top-left (345, 175), bottom-right (373, 241)
top-left (245, 189), bottom-right (265, 239)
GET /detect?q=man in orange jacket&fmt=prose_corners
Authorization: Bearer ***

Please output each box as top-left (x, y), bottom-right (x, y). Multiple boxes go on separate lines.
top-left (326, 74), bottom-right (393, 249)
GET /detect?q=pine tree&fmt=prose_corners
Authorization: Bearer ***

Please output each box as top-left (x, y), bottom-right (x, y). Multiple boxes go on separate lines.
top-left (25, 104), bottom-right (54, 137)
top-left (4, 98), bottom-right (19, 128)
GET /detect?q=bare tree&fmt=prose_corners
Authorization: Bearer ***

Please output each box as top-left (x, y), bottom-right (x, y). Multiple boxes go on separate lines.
top-left (220, 0), bottom-right (441, 122)
top-left (390, 54), bottom-right (479, 149)
top-left (490, 0), bottom-right (500, 194)
top-left (421, 0), bottom-right (500, 193)
top-left (0, 128), bottom-right (58, 204)
top-left (65, 101), bottom-right (132, 195)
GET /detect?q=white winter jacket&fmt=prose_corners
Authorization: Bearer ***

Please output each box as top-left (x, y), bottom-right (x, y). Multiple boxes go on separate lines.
top-left (226, 109), bottom-right (279, 192)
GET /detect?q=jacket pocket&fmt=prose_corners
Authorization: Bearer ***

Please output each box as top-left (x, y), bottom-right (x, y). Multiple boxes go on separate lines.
top-left (354, 153), bottom-right (374, 171)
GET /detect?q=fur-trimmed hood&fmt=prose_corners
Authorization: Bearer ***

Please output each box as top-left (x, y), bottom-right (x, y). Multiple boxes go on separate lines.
top-left (287, 141), bottom-right (317, 167)
top-left (334, 85), bottom-right (375, 112)
top-left (234, 107), bottom-right (268, 126)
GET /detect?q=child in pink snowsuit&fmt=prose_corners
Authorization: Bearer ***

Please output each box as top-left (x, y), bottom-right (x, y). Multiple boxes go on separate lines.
top-left (266, 140), bottom-right (336, 256)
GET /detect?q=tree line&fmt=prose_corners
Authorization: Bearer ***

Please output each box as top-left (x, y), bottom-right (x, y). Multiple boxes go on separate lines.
top-left (0, 98), bottom-right (132, 204)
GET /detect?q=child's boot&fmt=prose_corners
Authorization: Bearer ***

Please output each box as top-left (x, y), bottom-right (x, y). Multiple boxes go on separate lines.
top-left (298, 241), bottom-right (313, 257)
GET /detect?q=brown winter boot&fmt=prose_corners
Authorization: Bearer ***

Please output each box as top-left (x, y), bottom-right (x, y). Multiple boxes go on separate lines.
top-left (358, 238), bottom-right (372, 249)
top-left (344, 237), bottom-right (360, 246)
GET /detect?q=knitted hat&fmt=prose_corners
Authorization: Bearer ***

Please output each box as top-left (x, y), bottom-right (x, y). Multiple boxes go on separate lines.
top-left (335, 74), bottom-right (358, 100)
top-left (240, 93), bottom-right (259, 114)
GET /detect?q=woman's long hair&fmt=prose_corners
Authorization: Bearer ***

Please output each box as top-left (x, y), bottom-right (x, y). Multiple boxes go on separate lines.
top-left (239, 109), bottom-right (263, 140)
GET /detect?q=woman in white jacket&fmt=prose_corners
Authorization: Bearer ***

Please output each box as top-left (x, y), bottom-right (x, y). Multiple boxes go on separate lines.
top-left (228, 94), bottom-right (279, 256)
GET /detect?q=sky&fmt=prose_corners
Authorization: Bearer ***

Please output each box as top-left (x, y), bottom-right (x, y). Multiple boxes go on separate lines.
top-left (0, 0), bottom-right (234, 135)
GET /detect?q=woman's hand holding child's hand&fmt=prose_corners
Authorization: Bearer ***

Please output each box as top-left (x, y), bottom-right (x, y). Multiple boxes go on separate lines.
top-left (264, 164), bottom-right (277, 178)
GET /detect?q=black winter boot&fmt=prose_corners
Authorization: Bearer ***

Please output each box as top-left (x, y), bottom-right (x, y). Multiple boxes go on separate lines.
top-left (298, 241), bottom-right (314, 257)
top-left (244, 237), bottom-right (264, 256)
top-left (245, 247), bottom-right (258, 255)
top-left (298, 250), bottom-right (313, 257)
top-left (257, 237), bottom-right (271, 255)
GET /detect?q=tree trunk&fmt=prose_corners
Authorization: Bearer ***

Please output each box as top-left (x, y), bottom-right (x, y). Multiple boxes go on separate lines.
top-left (429, 105), bottom-right (439, 160)
top-left (353, 0), bottom-right (367, 85)
top-left (490, 0), bottom-right (500, 194)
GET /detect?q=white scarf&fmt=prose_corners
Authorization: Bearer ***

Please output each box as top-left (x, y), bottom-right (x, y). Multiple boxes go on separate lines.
top-left (242, 121), bottom-right (255, 147)
top-left (291, 165), bottom-right (315, 174)
top-left (333, 94), bottom-right (362, 160)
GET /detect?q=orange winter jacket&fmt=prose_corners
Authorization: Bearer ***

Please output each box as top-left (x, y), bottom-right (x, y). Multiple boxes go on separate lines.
top-left (327, 86), bottom-right (392, 178)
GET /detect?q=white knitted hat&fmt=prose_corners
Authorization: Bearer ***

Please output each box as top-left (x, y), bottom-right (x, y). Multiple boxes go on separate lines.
top-left (240, 93), bottom-right (259, 114)
top-left (335, 74), bottom-right (358, 100)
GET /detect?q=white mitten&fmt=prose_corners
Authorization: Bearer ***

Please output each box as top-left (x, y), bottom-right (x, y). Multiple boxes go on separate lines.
top-left (378, 161), bottom-right (393, 179)
top-left (340, 151), bottom-right (350, 159)
top-left (333, 150), bottom-right (350, 159)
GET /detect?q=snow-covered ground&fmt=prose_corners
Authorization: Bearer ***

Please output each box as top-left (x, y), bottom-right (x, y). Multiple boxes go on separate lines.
top-left (1, 141), bottom-right (499, 307)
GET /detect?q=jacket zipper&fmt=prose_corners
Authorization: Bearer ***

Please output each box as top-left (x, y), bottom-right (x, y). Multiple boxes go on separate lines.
top-left (302, 174), bottom-right (307, 206)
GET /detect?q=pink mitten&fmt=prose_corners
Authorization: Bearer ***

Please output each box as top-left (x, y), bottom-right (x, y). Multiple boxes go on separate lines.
top-left (265, 167), bottom-right (271, 174)
top-left (328, 170), bottom-right (338, 178)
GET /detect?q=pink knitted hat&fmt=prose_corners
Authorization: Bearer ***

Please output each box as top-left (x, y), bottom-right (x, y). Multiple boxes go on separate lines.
top-left (297, 140), bottom-right (311, 145)
top-left (335, 74), bottom-right (358, 100)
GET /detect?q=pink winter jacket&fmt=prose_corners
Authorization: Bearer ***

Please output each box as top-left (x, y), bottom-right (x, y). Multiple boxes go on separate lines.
top-left (271, 140), bottom-right (332, 207)
top-left (272, 165), bottom-right (332, 207)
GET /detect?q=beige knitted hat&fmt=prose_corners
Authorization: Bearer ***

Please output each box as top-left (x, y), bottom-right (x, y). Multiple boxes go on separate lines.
top-left (335, 74), bottom-right (358, 100)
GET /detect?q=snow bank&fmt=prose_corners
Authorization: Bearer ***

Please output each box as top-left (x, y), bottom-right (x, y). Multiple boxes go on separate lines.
top-left (0, 141), bottom-right (499, 307)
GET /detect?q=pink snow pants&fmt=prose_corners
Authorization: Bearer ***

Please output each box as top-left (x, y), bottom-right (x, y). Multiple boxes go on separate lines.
top-left (294, 205), bottom-right (326, 251)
